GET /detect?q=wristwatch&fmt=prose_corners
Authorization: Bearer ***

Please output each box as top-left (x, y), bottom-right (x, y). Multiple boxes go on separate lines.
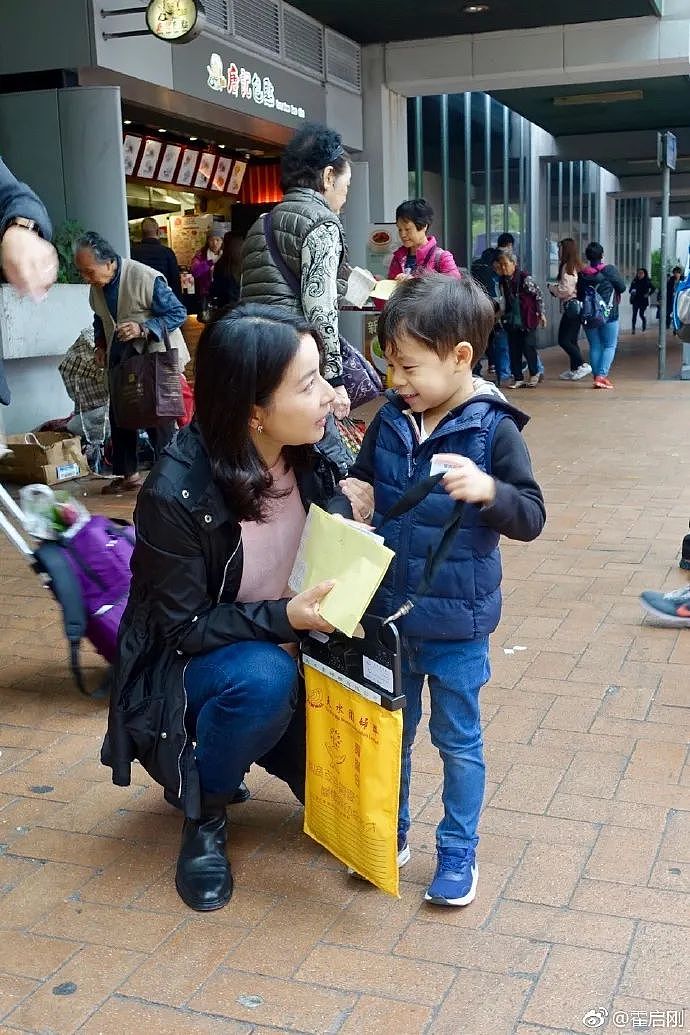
top-left (1, 217), bottom-right (41, 242)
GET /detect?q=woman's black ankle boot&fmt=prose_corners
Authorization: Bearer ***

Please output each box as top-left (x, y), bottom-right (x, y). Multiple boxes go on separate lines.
top-left (175, 794), bottom-right (232, 911)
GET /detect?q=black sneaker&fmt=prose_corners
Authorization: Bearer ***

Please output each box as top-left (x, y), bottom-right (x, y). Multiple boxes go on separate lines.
top-left (681, 532), bottom-right (690, 571)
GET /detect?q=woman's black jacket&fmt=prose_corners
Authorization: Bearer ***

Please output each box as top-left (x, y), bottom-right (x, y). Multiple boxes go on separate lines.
top-left (100, 421), bottom-right (349, 818)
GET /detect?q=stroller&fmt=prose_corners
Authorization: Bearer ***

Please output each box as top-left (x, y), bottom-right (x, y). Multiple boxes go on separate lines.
top-left (0, 481), bottom-right (134, 697)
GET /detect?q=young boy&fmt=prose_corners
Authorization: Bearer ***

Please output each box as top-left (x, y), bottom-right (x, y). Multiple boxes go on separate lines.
top-left (345, 273), bottom-right (546, 906)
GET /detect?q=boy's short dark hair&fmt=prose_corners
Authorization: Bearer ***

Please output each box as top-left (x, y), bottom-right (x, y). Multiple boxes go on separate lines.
top-left (585, 241), bottom-right (604, 264)
top-left (378, 273), bottom-right (496, 365)
top-left (497, 232), bottom-right (514, 249)
top-left (395, 198), bottom-right (434, 230)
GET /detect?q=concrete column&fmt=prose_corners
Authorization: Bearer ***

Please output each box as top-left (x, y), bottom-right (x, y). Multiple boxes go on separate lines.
top-left (360, 45), bottom-right (409, 223)
top-left (0, 85), bottom-right (129, 257)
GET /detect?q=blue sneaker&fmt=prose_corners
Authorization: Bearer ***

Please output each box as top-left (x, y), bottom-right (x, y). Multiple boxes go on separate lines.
top-left (425, 847), bottom-right (478, 906)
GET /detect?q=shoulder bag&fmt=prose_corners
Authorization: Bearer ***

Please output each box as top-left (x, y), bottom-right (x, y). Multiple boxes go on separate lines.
top-left (109, 328), bottom-right (184, 430)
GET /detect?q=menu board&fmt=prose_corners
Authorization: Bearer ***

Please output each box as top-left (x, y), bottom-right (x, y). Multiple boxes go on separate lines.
top-left (167, 213), bottom-right (214, 267)
top-left (226, 159), bottom-right (247, 195)
top-left (123, 134), bottom-right (143, 176)
top-left (158, 144), bottom-right (183, 183)
top-left (136, 138), bottom-right (163, 180)
top-left (176, 148), bottom-right (199, 187)
top-left (194, 151), bottom-right (217, 190)
top-left (211, 156), bottom-right (233, 192)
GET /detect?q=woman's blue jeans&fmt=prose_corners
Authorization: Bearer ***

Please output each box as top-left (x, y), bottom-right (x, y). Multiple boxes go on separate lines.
top-left (184, 641), bottom-right (306, 802)
top-left (584, 319), bottom-right (620, 377)
top-left (398, 636), bottom-right (490, 852)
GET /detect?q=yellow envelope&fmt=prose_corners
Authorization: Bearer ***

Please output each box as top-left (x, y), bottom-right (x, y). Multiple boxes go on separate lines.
top-left (288, 505), bottom-right (394, 637)
top-left (304, 661), bottom-right (403, 897)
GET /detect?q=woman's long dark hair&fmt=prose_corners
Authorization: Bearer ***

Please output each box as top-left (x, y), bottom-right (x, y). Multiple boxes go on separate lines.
top-left (194, 304), bottom-right (321, 522)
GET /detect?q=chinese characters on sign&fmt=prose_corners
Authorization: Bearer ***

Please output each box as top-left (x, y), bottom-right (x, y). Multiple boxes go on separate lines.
top-left (207, 52), bottom-right (306, 120)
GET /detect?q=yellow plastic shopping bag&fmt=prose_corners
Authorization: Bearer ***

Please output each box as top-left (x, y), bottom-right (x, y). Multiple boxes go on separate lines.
top-left (302, 617), bottom-right (405, 897)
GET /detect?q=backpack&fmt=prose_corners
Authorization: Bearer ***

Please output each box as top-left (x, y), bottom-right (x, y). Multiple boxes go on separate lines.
top-left (471, 255), bottom-right (496, 295)
top-left (33, 516), bottom-right (134, 694)
top-left (581, 278), bottom-right (614, 329)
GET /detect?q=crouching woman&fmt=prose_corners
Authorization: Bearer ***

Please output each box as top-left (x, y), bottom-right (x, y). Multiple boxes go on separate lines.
top-left (101, 304), bottom-right (355, 911)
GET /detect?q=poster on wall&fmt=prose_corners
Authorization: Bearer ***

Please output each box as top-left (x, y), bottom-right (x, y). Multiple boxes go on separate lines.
top-left (136, 138), bottom-right (163, 180)
top-left (158, 144), bottom-right (183, 183)
top-left (226, 159), bottom-right (247, 195)
top-left (366, 223), bottom-right (398, 279)
top-left (176, 148), bottom-right (199, 187)
top-left (167, 213), bottom-right (213, 267)
top-left (211, 156), bottom-right (233, 192)
top-left (123, 135), bottom-right (144, 176)
top-left (194, 151), bottom-right (217, 190)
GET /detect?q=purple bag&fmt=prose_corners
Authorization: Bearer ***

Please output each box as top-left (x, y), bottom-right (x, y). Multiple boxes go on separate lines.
top-left (61, 516), bottom-right (134, 664)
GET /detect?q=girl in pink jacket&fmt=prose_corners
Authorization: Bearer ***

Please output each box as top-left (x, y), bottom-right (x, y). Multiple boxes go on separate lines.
top-left (387, 199), bottom-right (461, 281)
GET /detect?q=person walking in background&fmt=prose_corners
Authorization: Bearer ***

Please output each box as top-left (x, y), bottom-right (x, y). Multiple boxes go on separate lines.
top-left (577, 242), bottom-right (626, 390)
top-left (191, 229), bottom-right (223, 302)
top-left (664, 266), bottom-right (683, 329)
top-left (131, 217), bottom-right (183, 302)
top-left (75, 230), bottom-right (189, 494)
top-left (629, 267), bottom-right (654, 334)
top-left (548, 237), bottom-right (591, 381)
top-left (496, 232), bottom-right (515, 256)
top-left (497, 231), bottom-right (545, 381)
top-left (212, 231), bottom-right (242, 310)
top-left (387, 199), bottom-right (461, 281)
top-left (470, 247), bottom-right (510, 383)
top-left (0, 156), bottom-right (57, 414)
top-left (496, 252), bottom-right (547, 388)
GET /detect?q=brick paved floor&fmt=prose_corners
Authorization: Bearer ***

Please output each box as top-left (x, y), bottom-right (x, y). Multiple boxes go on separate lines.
top-left (0, 328), bottom-right (688, 1035)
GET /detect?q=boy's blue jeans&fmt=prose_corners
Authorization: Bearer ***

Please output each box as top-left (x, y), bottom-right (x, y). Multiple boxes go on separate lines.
top-left (398, 636), bottom-right (490, 852)
top-left (184, 641), bottom-right (306, 802)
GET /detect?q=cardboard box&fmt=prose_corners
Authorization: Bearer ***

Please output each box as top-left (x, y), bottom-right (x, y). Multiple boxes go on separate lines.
top-left (0, 432), bottom-right (89, 485)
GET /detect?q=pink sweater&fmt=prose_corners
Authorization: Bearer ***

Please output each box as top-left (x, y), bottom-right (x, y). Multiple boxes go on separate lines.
top-left (387, 235), bottom-right (461, 280)
top-left (236, 461), bottom-right (307, 603)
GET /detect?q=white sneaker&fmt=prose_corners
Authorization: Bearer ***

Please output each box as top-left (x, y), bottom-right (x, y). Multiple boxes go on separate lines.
top-left (559, 369), bottom-right (576, 380)
top-left (348, 838), bottom-right (410, 878)
top-left (527, 374), bottom-right (541, 387)
top-left (508, 379), bottom-right (527, 389)
top-left (572, 364), bottom-right (591, 380)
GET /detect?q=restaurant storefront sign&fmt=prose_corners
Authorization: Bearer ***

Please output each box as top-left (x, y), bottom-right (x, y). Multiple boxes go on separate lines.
top-left (172, 36), bottom-right (326, 130)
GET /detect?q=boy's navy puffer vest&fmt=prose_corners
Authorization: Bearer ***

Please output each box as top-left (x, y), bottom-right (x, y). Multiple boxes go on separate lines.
top-left (371, 394), bottom-right (527, 640)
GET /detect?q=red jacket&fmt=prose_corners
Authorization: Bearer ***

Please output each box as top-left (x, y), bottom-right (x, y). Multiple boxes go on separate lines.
top-left (387, 235), bottom-right (461, 280)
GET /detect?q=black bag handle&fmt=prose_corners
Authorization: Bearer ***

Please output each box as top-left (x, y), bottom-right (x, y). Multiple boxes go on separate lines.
top-left (376, 473), bottom-right (467, 623)
top-left (264, 211), bottom-right (302, 296)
